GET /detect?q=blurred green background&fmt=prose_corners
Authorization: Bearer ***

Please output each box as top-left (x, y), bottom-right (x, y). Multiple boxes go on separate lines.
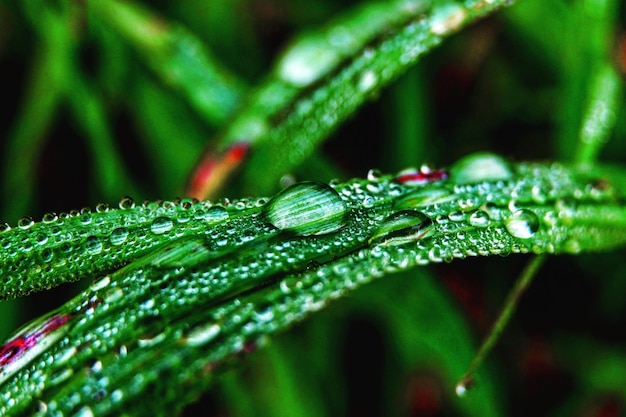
top-left (1, 0), bottom-right (626, 416)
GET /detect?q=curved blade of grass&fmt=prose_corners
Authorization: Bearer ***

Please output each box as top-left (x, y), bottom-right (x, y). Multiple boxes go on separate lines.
top-left (575, 63), bottom-right (623, 166)
top-left (552, 0), bottom-right (621, 163)
top-left (187, 0), bottom-right (518, 199)
top-left (2, 152), bottom-right (626, 300)
top-left (1, 7), bottom-right (69, 224)
top-left (2, 3), bottom-right (142, 221)
top-left (2, 153), bottom-right (626, 415)
top-left (89, 0), bottom-right (247, 127)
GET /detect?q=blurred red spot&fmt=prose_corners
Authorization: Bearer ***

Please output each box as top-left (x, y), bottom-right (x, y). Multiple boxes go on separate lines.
top-left (395, 167), bottom-right (448, 185)
top-left (0, 314), bottom-right (71, 368)
top-left (188, 142), bottom-right (250, 200)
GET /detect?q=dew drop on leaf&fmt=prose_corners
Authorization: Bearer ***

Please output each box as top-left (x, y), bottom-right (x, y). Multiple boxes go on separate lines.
top-left (85, 236), bottom-right (103, 255)
top-left (42, 212), bottom-right (58, 224)
top-left (358, 70), bottom-right (377, 92)
top-left (370, 210), bottom-right (434, 246)
top-left (17, 216), bottom-right (34, 230)
top-left (104, 287), bottom-right (124, 303)
top-left (556, 197), bottom-right (577, 219)
top-left (448, 210), bottom-right (465, 222)
top-left (150, 217), bottom-right (174, 235)
top-left (278, 38), bottom-right (339, 87)
top-left (469, 210), bottom-right (490, 227)
top-left (118, 196), bottom-right (135, 210)
top-left (95, 202), bottom-right (110, 213)
top-left (182, 323), bottom-right (221, 347)
top-left (204, 206), bottom-right (229, 222)
top-left (367, 168), bottom-right (382, 182)
top-left (90, 275), bottom-right (111, 292)
top-left (40, 248), bottom-right (53, 263)
top-left (263, 182), bottom-right (348, 236)
top-left (79, 212), bottom-right (92, 225)
top-left (110, 228), bottom-right (129, 246)
top-left (505, 209), bottom-right (539, 239)
top-left (450, 152), bottom-right (513, 184)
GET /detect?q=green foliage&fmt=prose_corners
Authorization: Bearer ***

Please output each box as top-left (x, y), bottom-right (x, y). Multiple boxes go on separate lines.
top-left (1, 0), bottom-right (626, 416)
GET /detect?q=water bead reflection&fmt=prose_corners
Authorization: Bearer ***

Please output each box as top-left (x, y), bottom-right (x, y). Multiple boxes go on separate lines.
top-left (263, 182), bottom-right (348, 236)
top-left (504, 209), bottom-right (540, 239)
top-left (369, 210), bottom-right (434, 246)
top-left (449, 152), bottom-right (513, 184)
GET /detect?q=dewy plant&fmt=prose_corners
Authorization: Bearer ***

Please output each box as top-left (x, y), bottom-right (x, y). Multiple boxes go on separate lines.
top-left (1, 0), bottom-right (625, 415)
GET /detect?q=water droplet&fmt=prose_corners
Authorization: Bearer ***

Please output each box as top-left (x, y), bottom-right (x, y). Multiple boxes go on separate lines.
top-left (18, 216), bottom-right (34, 230)
top-left (42, 212), bottom-right (58, 224)
top-left (455, 376), bottom-right (476, 397)
top-left (74, 406), bottom-right (95, 417)
top-left (431, 3), bottom-right (467, 35)
top-left (79, 211), bottom-right (92, 225)
top-left (367, 168), bottom-right (383, 182)
top-left (253, 306), bottom-right (275, 323)
top-left (119, 196), bottom-right (135, 209)
top-left (90, 275), bottom-right (111, 291)
top-left (204, 206), bottom-right (229, 222)
top-left (104, 287), bottom-right (124, 303)
top-left (279, 276), bottom-right (302, 294)
top-left (362, 196), bottom-right (375, 208)
top-left (505, 209), bottom-right (539, 239)
top-left (469, 210), bottom-right (490, 227)
top-left (370, 210), bottom-right (434, 246)
top-left (448, 210), bottom-right (465, 222)
top-left (49, 368), bottom-right (73, 385)
top-left (183, 323), bottom-right (222, 346)
top-left (556, 197), bottom-right (577, 219)
top-left (95, 202), bottom-right (110, 213)
top-left (40, 248), bottom-right (53, 263)
top-left (358, 70), bottom-right (378, 92)
top-left (150, 216), bottom-right (173, 234)
top-left (450, 152), bottom-right (513, 184)
top-left (278, 38), bottom-right (339, 87)
top-left (35, 232), bottom-right (48, 244)
top-left (110, 228), bottom-right (128, 246)
top-left (396, 188), bottom-right (452, 209)
top-left (263, 182), bottom-right (348, 236)
top-left (0, 222), bottom-right (10, 233)
top-left (85, 236), bottom-right (103, 255)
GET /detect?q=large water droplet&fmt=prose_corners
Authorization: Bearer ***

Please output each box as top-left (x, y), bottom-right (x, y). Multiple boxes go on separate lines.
top-left (430, 3), bottom-right (467, 35)
top-left (119, 196), bottom-right (135, 210)
top-left (42, 212), bottom-right (58, 224)
top-left (367, 168), bottom-right (383, 182)
top-left (90, 275), bottom-right (111, 291)
top-left (150, 216), bottom-right (173, 234)
top-left (450, 152), bottom-right (513, 184)
top-left (182, 323), bottom-right (221, 346)
top-left (110, 228), bottom-right (129, 246)
top-left (370, 210), bottom-right (434, 246)
top-left (505, 209), bottom-right (539, 239)
top-left (263, 182), bottom-right (348, 236)
top-left (358, 70), bottom-right (378, 92)
top-left (469, 210), bottom-right (490, 227)
top-left (85, 236), bottom-right (103, 255)
top-left (95, 202), bottom-right (110, 213)
top-left (204, 206), bottom-right (229, 222)
top-left (278, 38), bottom-right (339, 87)
top-left (396, 188), bottom-right (452, 209)
top-left (18, 216), bottom-right (34, 230)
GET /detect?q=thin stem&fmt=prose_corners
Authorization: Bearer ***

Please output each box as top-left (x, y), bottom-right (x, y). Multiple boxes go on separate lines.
top-left (456, 254), bottom-right (547, 396)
